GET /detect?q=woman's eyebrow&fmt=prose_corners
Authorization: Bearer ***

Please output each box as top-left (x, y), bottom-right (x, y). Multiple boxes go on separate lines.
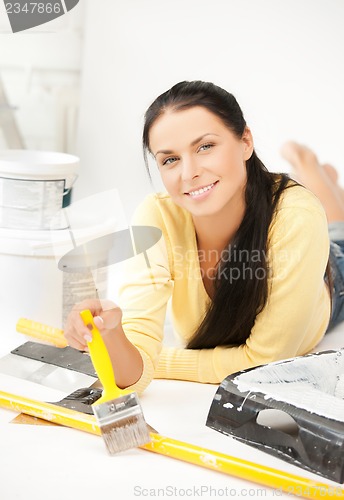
top-left (154, 133), bottom-right (219, 157)
top-left (190, 133), bottom-right (219, 146)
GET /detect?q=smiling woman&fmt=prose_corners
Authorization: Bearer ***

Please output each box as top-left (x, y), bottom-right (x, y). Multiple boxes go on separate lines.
top-left (64, 80), bottom-right (341, 394)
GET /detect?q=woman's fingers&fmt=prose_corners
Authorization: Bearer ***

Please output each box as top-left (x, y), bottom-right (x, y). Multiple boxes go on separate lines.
top-left (64, 298), bottom-right (122, 348)
top-left (95, 305), bottom-right (122, 331)
top-left (64, 300), bottom-right (96, 348)
top-left (64, 318), bottom-right (89, 349)
top-left (67, 335), bottom-right (88, 351)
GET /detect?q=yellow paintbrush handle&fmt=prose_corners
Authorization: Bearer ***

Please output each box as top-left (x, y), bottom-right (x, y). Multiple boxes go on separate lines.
top-left (80, 309), bottom-right (129, 402)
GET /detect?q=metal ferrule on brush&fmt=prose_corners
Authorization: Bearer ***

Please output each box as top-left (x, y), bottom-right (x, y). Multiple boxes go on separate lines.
top-left (93, 393), bottom-right (143, 425)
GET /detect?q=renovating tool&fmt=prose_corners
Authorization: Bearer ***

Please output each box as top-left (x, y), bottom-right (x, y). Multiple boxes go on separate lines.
top-left (206, 349), bottom-right (344, 483)
top-left (16, 317), bottom-right (67, 347)
top-left (0, 341), bottom-right (96, 392)
top-left (80, 309), bottom-right (151, 454)
top-left (11, 341), bottom-right (95, 377)
top-left (0, 388), bottom-right (342, 499)
top-left (0, 389), bottom-right (100, 434)
top-left (2, 300), bottom-right (94, 394)
top-left (52, 386), bottom-right (102, 414)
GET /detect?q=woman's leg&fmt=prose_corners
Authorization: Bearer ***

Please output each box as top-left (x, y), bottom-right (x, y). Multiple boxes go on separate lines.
top-left (280, 141), bottom-right (344, 223)
top-left (280, 141), bottom-right (344, 331)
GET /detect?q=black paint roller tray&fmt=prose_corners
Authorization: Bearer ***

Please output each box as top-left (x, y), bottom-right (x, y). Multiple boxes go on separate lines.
top-left (206, 349), bottom-right (344, 483)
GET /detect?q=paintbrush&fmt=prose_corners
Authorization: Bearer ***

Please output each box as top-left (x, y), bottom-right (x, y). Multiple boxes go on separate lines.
top-left (79, 309), bottom-right (150, 454)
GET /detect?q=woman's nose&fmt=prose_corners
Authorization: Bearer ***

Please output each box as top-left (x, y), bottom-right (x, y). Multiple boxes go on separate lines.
top-left (181, 155), bottom-right (200, 181)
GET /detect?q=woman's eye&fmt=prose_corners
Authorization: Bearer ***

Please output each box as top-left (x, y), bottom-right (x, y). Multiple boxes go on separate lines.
top-left (162, 156), bottom-right (178, 166)
top-left (198, 143), bottom-right (214, 152)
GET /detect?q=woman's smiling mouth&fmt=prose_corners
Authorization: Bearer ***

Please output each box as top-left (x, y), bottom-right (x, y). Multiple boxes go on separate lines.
top-left (185, 180), bottom-right (219, 199)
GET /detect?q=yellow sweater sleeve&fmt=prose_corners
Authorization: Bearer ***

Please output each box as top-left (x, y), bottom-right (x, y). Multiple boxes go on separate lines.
top-left (154, 196), bottom-right (331, 384)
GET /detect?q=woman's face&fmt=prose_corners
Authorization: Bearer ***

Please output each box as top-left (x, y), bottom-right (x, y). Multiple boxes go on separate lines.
top-left (148, 106), bottom-right (253, 218)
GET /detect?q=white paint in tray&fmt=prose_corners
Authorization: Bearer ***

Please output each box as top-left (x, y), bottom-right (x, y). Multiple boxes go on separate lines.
top-left (232, 350), bottom-right (344, 422)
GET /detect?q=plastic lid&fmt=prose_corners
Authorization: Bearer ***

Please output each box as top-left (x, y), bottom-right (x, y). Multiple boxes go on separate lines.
top-left (0, 150), bottom-right (79, 180)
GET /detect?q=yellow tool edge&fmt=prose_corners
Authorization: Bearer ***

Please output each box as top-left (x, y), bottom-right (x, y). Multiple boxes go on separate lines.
top-left (15, 327), bottom-right (67, 347)
top-left (141, 438), bottom-right (344, 500)
top-left (0, 390), bottom-right (100, 435)
top-left (0, 390), bottom-right (342, 499)
top-left (16, 318), bottom-right (67, 348)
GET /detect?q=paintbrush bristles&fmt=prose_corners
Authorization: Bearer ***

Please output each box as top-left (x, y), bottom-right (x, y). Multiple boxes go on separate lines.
top-left (93, 392), bottom-right (151, 454)
top-left (100, 414), bottom-right (150, 454)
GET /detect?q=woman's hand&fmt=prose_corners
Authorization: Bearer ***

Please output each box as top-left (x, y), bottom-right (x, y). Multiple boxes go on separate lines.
top-left (65, 298), bottom-right (143, 388)
top-left (64, 298), bottom-right (123, 350)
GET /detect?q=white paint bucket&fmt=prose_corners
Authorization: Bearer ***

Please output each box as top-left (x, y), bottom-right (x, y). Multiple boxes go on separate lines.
top-left (0, 226), bottom-right (108, 337)
top-left (0, 150), bottom-right (79, 230)
top-left (0, 190), bottom-right (126, 339)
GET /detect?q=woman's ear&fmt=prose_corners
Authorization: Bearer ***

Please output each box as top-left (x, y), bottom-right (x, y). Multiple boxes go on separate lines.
top-left (242, 126), bottom-right (254, 161)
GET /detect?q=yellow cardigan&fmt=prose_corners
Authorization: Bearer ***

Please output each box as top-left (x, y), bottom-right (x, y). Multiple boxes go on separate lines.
top-left (120, 185), bottom-right (331, 394)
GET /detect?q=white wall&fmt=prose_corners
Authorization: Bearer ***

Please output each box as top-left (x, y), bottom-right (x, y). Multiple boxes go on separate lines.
top-left (0, 1), bottom-right (84, 152)
top-left (76, 0), bottom-right (344, 220)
